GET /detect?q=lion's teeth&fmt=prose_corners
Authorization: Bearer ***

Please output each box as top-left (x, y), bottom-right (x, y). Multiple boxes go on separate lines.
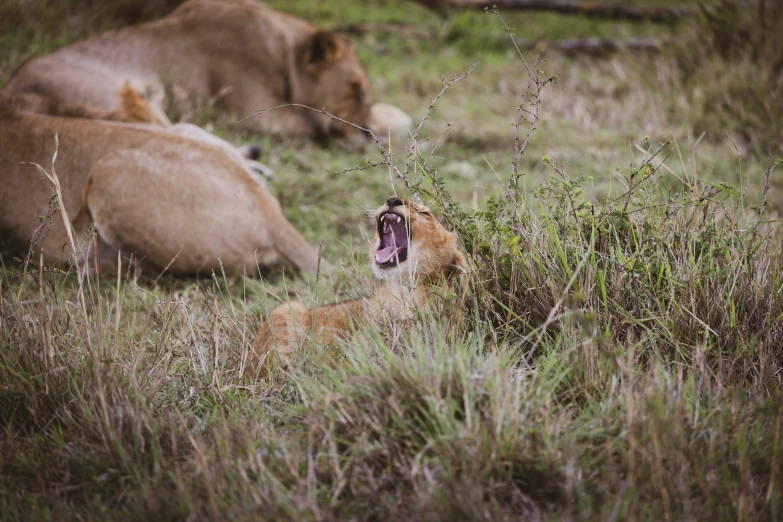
top-left (395, 215), bottom-right (400, 223)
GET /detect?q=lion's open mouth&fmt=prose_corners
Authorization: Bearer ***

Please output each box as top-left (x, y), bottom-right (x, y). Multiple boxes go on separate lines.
top-left (375, 211), bottom-right (408, 267)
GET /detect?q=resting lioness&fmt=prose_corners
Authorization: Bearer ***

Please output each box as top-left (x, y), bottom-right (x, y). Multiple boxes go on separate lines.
top-left (0, 108), bottom-right (320, 274)
top-left (248, 196), bottom-right (465, 376)
top-left (3, 0), bottom-right (410, 138)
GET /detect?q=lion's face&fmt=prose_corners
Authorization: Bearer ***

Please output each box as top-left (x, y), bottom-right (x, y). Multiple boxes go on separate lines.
top-left (370, 196), bottom-right (464, 281)
top-left (298, 31), bottom-right (372, 139)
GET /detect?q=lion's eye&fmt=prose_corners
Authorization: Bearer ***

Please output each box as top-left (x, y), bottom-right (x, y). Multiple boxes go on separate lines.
top-left (350, 81), bottom-right (363, 99)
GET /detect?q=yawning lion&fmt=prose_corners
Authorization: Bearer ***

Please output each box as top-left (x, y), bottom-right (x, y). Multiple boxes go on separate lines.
top-left (248, 196), bottom-right (465, 375)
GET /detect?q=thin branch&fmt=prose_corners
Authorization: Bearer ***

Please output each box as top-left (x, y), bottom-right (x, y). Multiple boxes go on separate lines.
top-left (607, 141), bottom-right (674, 208)
top-left (493, 7), bottom-right (532, 73)
top-left (492, 8), bottom-right (556, 210)
top-left (25, 135), bottom-right (78, 258)
top-left (326, 160), bottom-right (387, 175)
top-left (403, 58), bottom-right (480, 180)
top-left (511, 57), bottom-right (539, 180)
top-left (20, 194), bottom-right (58, 274)
top-left (429, 122), bottom-right (454, 159)
top-left (758, 152), bottom-right (781, 221)
top-left (239, 63), bottom-right (481, 204)
top-left (239, 104), bottom-right (412, 192)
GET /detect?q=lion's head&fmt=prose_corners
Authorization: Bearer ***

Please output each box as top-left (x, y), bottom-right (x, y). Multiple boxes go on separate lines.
top-left (297, 30), bottom-right (372, 138)
top-left (370, 196), bottom-right (465, 281)
top-left (172, 0), bottom-right (375, 139)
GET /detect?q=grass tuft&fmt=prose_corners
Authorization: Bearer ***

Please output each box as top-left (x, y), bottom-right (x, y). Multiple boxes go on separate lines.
top-left (2, 0), bottom-right (782, 519)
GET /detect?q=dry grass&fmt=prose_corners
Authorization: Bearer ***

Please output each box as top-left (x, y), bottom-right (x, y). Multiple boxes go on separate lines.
top-left (2, 0), bottom-right (783, 520)
top-left (3, 165), bottom-right (782, 519)
top-left (672, 0), bottom-right (783, 155)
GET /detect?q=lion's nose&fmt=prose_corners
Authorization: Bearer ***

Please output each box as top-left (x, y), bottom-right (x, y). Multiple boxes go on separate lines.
top-left (387, 196), bottom-right (403, 208)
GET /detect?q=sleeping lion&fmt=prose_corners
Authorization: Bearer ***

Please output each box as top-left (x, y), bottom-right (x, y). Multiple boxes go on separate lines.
top-left (0, 102), bottom-right (321, 275)
top-left (3, 0), bottom-right (411, 138)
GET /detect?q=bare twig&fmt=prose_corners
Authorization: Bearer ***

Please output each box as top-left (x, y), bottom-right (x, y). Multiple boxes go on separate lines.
top-left (510, 56), bottom-right (538, 180)
top-left (114, 250), bottom-right (122, 346)
top-left (211, 297), bottom-right (220, 388)
top-left (326, 160), bottom-right (387, 175)
top-left (153, 245), bottom-right (184, 284)
top-left (429, 122), bottom-right (454, 158)
top-left (403, 58), bottom-right (480, 182)
top-left (92, 231), bottom-right (104, 357)
top-left (758, 152), bottom-right (781, 221)
top-left (38, 252), bottom-right (52, 390)
top-left (27, 135), bottom-right (94, 356)
top-left (14, 194), bottom-right (58, 300)
top-left (607, 141), bottom-right (673, 208)
top-left (240, 60), bottom-right (479, 204)
top-left (492, 8), bottom-right (557, 210)
top-left (239, 104), bottom-right (413, 193)
top-left (23, 195), bottom-right (57, 268)
top-left (24, 135), bottom-right (78, 257)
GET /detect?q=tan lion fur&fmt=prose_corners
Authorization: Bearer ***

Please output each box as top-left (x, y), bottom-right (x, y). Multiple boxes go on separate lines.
top-left (0, 109), bottom-right (321, 274)
top-left (2, 0), bottom-right (410, 138)
top-left (0, 82), bottom-right (164, 125)
top-left (247, 198), bottom-right (465, 376)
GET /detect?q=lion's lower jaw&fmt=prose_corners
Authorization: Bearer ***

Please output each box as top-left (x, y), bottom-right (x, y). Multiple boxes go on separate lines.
top-left (372, 263), bottom-right (401, 281)
top-left (371, 243), bottom-right (423, 281)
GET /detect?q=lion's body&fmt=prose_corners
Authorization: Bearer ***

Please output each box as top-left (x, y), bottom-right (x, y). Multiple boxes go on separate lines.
top-left (3, 0), bottom-right (380, 137)
top-left (248, 198), bottom-right (465, 375)
top-left (0, 109), bottom-right (320, 273)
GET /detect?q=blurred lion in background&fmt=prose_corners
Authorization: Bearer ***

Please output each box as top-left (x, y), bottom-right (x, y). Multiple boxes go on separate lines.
top-left (3, 0), bottom-right (411, 138)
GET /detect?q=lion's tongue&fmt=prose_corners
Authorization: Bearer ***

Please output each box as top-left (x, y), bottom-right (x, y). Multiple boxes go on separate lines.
top-left (375, 245), bottom-right (399, 264)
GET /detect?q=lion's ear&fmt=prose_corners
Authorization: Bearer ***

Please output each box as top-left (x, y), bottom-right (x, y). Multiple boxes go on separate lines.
top-left (301, 30), bottom-right (344, 70)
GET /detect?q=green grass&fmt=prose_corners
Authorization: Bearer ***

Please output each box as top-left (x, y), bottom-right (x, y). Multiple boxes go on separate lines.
top-left (2, 0), bottom-right (783, 520)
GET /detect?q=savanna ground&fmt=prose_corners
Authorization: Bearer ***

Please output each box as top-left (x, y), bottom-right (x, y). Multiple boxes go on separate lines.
top-left (1, 0), bottom-right (783, 520)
